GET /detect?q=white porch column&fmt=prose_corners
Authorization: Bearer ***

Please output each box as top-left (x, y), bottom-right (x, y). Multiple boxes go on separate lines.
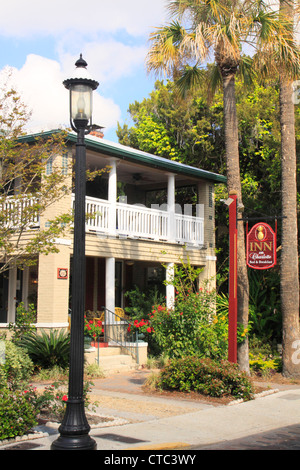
top-left (105, 257), bottom-right (115, 323)
top-left (167, 174), bottom-right (176, 242)
top-left (166, 262), bottom-right (175, 310)
top-left (108, 158), bottom-right (117, 236)
top-left (7, 266), bottom-right (17, 322)
top-left (22, 266), bottom-right (29, 308)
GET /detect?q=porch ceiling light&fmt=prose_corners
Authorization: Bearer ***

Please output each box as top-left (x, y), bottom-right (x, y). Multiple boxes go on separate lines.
top-left (63, 54), bottom-right (99, 133)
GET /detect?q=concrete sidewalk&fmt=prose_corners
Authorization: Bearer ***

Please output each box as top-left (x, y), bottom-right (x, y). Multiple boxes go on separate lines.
top-left (1, 370), bottom-right (300, 451)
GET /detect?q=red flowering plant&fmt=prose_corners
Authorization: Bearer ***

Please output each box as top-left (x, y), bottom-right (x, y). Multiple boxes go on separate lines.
top-left (34, 380), bottom-right (95, 423)
top-left (84, 317), bottom-right (104, 340)
top-left (127, 318), bottom-right (154, 339)
top-left (150, 260), bottom-right (228, 359)
top-left (35, 382), bottom-right (69, 422)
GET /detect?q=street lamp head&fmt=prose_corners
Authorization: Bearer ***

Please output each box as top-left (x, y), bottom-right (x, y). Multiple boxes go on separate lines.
top-left (63, 54), bottom-right (99, 133)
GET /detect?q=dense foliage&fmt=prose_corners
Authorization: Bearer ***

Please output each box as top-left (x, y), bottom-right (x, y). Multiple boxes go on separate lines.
top-left (149, 284), bottom-right (228, 359)
top-left (0, 334), bottom-right (93, 441)
top-left (0, 340), bottom-right (34, 388)
top-left (0, 387), bottom-right (38, 440)
top-left (156, 356), bottom-right (254, 400)
top-left (119, 74), bottom-right (300, 344)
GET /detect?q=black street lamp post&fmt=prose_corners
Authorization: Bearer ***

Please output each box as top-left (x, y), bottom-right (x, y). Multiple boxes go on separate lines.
top-left (51, 55), bottom-right (99, 451)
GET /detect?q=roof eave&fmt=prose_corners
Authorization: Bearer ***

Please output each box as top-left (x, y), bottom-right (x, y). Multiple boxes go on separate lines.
top-left (18, 129), bottom-right (227, 184)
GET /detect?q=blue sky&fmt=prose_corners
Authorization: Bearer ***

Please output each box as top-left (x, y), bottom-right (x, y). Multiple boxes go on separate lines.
top-left (0, 0), bottom-right (168, 142)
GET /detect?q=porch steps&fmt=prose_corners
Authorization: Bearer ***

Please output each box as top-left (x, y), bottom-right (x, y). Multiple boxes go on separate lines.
top-left (85, 346), bottom-right (138, 373)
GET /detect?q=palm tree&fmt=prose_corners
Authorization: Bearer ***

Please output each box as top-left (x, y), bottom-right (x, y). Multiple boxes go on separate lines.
top-left (278, 0), bottom-right (300, 378)
top-left (146, 0), bottom-right (297, 372)
top-left (147, 0), bottom-right (250, 372)
top-left (250, 0), bottom-right (300, 377)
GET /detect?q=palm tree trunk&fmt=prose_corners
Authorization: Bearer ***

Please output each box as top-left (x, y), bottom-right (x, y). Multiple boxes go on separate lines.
top-left (279, 76), bottom-right (300, 378)
top-left (222, 72), bottom-right (250, 373)
top-left (279, 0), bottom-right (300, 378)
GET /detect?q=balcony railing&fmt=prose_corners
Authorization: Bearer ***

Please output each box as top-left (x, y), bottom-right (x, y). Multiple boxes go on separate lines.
top-left (73, 195), bottom-right (204, 247)
top-left (1, 196), bottom-right (40, 229)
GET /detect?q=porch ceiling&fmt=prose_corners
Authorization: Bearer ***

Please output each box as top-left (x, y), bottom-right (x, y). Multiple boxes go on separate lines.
top-left (86, 150), bottom-right (194, 189)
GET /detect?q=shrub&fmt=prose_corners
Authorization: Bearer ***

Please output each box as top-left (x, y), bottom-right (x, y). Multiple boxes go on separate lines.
top-left (34, 365), bottom-right (68, 382)
top-left (19, 329), bottom-right (70, 369)
top-left (0, 340), bottom-right (34, 388)
top-left (157, 356), bottom-right (254, 400)
top-left (8, 302), bottom-right (37, 344)
top-left (249, 335), bottom-right (282, 376)
top-left (249, 353), bottom-right (282, 376)
top-left (35, 379), bottom-right (96, 422)
top-left (85, 363), bottom-right (105, 379)
top-left (125, 285), bottom-right (165, 320)
top-left (149, 263), bottom-right (228, 359)
top-left (34, 381), bottom-right (69, 422)
top-left (125, 285), bottom-right (164, 355)
top-left (0, 387), bottom-right (38, 440)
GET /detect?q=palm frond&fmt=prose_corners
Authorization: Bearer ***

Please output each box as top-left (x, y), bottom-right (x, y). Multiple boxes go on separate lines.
top-left (237, 55), bottom-right (257, 85)
top-left (147, 21), bottom-right (188, 76)
top-left (148, 0), bottom-right (300, 84)
top-left (175, 64), bottom-right (206, 97)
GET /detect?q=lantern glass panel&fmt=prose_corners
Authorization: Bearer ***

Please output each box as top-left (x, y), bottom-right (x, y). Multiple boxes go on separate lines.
top-left (70, 84), bottom-right (93, 121)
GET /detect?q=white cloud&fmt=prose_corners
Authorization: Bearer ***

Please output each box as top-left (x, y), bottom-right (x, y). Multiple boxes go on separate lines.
top-left (60, 41), bottom-right (147, 86)
top-left (1, 54), bottom-right (121, 133)
top-left (0, 0), bottom-right (167, 38)
top-left (0, 0), bottom-right (168, 138)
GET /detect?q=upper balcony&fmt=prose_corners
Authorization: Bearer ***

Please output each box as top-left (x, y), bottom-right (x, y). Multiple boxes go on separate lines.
top-left (2, 194), bottom-right (204, 247)
top-left (74, 194), bottom-right (204, 247)
top-left (11, 130), bottom-right (227, 252)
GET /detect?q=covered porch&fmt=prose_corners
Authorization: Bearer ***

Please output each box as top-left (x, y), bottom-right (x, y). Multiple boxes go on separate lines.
top-left (82, 148), bottom-right (207, 248)
top-left (84, 256), bottom-right (175, 316)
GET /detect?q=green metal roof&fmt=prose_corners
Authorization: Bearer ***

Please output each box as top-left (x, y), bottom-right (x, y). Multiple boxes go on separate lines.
top-left (18, 129), bottom-right (227, 184)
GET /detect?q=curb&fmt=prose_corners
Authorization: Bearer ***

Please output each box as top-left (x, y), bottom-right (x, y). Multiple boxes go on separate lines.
top-left (0, 413), bottom-right (128, 449)
top-left (227, 388), bottom-right (280, 406)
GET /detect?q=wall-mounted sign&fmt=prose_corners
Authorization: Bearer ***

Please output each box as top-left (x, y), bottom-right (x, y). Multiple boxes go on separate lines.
top-left (57, 268), bottom-right (68, 280)
top-left (246, 223), bottom-right (277, 270)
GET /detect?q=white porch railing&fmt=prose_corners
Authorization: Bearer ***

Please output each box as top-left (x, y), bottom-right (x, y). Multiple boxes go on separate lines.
top-left (1, 196), bottom-right (40, 229)
top-left (117, 202), bottom-right (169, 241)
top-left (72, 195), bottom-right (204, 247)
top-left (85, 196), bottom-right (110, 232)
top-left (175, 214), bottom-right (204, 246)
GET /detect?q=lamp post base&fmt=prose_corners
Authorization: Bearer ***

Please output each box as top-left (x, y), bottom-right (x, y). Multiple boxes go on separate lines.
top-left (51, 434), bottom-right (97, 451)
top-left (51, 400), bottom-right (97, 450)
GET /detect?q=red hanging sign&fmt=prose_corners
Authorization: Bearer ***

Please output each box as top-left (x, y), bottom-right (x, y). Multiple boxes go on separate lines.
top-left (246, 222), bottom-right (277, 270)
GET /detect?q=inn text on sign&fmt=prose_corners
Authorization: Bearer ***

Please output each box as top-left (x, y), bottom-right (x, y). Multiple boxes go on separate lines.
top-left (246, 222), bottom-right (277, 270)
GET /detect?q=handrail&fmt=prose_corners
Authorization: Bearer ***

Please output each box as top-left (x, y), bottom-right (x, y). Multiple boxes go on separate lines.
top-left (98, 307), bottom-right (140, 364)
top-left (1, 195), bottom-right (40, 228)
top-left (71, 194), bottom-right (204, 246)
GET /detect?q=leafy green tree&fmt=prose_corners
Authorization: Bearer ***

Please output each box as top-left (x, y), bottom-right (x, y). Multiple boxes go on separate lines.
top-left (0, 84), bottom-right (72, 274)
top-left (251, 0), bottom-right (300, 377)
top-left (145, 0), bottom-right (300, 372)
top-left (118, 76), bottom-right (226, 173)
top-left (118, 76), bottom-right (290, 335)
